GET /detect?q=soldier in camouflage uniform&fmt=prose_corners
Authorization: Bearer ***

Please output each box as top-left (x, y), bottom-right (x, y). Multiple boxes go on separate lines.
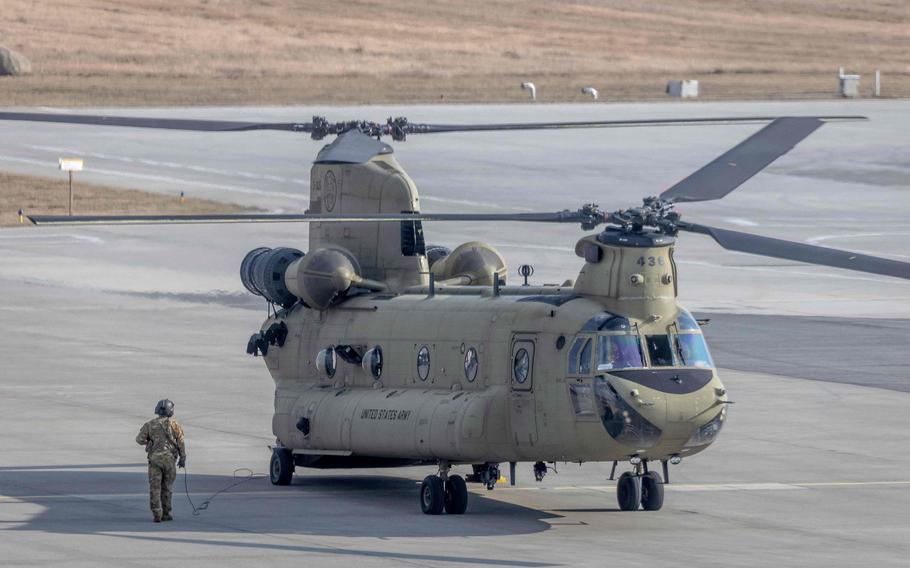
top-left (136, 399), bottom-right (186, 522)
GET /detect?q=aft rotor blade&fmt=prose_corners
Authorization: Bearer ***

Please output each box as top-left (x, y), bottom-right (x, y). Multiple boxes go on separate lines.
top-left (659, 117), bottom-right (827, 203)
top-left (0, 112), bottom-right (309, 132)
top-left (680, 222), bottom-right (910, 280)
top-left (29, 209), bottom-right (603, 226)
top-left (411, 115), bottom-right (864, 135)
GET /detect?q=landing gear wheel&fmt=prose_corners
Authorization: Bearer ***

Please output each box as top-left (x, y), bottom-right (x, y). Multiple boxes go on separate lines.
top-left (420, 475), bottom-right (445, 515)
top-left (444, 475), bottom-right (468, 515)
top-left (640, 471), bottom-right (664, 511)
top-left (270, 448), bottom-right (294, 486)
top-left (617, 471), bottom-right (641, 511)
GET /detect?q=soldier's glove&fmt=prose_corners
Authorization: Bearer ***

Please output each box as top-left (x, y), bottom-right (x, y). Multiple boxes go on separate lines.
top-left (178, 457), bottom-right (186, 468)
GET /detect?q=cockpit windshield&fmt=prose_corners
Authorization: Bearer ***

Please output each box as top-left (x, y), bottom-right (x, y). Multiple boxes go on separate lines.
top-left (676, 309), bottom-right (701, 331)
top-left (596, 335), bottom-right (644, 370)
top-left (570, 309), bottom-right (713, 374)
top-left (645, 335), bottom-right (676, 366)
top-left (673, 309), bottom-right (714, 368)
top-left (676, 333), bottom-right (714, 368)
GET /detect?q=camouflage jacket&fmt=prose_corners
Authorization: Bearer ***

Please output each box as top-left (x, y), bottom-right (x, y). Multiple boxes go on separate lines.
top-left (136, 416), bottom-right (186, 462)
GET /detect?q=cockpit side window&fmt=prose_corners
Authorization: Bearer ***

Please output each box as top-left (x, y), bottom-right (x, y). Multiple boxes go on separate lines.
top-left (568, 337), bottom-right (593, 375)
top-left (645, 335), bottom-right (676, 367)
top-left (597, 335), bottom-right (644, 370)
top-left (579, 338), bottom-right (592, 374)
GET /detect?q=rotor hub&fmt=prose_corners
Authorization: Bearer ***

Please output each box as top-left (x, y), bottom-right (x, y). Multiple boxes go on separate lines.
top-left (305, 116), bottom-right (416, 141)
top-left (609, 197), bottom-right (681, 236)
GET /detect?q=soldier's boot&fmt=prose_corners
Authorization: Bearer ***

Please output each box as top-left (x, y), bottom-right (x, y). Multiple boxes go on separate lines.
top-left (153, 511), bottom-right (162, 523)
top-left (162, 511), bottom-right (173, 521)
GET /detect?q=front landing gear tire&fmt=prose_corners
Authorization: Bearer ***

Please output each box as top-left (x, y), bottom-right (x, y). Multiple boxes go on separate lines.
top-left (444, 475), bottom-right (468, 515)
top-left (641, 471), bottom-right (664, 511)
top-left (617, 471), bottom-right (642, 511)
top-left (270, 448), bottom-right (294, 486)
top-left (420, 475), bottom-right (445, 515)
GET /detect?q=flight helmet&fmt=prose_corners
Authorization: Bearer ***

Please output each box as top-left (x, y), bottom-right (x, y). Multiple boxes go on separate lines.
top-left (154, 399), bottom-right (175, 417)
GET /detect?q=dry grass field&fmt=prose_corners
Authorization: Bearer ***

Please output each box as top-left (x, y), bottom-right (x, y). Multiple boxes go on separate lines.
top-left (0, 171), bottom-right (253, 226)
top-left (0, 0), bottom-right (908, 106)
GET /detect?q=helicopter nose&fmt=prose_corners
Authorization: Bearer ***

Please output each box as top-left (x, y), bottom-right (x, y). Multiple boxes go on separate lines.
top-left (593, 375), bottom-right (664, 449)
top-left (594, 369), bottom-right (722, 450)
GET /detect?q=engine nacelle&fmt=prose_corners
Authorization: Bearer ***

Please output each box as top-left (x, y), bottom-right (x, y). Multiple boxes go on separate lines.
top-left (240, 247), bottom-right (304, 308)
top-left (429, 241), bottom-right (507, 286)
top-left (285, 247), bottom-right (363, 310)
top-left (425, 245), bottom-right (452, 269)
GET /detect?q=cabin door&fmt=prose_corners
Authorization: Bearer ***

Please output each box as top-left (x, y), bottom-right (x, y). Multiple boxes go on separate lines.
top-left (510, 333), bottom-right (538, 448)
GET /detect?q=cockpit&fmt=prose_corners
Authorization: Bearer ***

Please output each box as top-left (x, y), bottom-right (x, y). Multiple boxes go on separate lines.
top-left (566, 308), bottom-right (722, 451)
top-left (567, 309), bottom-right (713, 375)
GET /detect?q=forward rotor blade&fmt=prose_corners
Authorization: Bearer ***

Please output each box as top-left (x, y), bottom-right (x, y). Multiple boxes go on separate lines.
top-left (411, 115), bottom-right (862, 135)
top-left (1, 112), bottom-right (865, 141)
top-left (0, 112), bottom-right (308, 132)
top-left (680, 222), bottom-right (910, 280)
top-left (659, 117), bottom-right (826, 203)
top-left (29, 209), bottom-right (602, 226)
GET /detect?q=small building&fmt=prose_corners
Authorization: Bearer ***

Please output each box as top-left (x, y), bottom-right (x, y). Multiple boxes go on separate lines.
top-left (666, 80), bottom-right (699, 98)
top-left (838, 71), bottom-right (860, 98)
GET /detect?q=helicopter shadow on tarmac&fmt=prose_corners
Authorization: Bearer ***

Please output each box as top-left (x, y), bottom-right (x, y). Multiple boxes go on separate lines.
top-left (1, 465), bottom-right (560, 541)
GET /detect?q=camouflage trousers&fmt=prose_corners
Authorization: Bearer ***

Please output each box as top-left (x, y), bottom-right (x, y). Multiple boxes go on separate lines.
top-left (147, 455), bottom-right (177, 517)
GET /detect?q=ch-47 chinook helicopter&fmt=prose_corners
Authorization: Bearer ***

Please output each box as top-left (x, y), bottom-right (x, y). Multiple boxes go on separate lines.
top-left (5, 110), bottom-right (910, 515)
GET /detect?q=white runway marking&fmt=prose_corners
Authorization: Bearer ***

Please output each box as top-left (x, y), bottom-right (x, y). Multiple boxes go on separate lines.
top-left (678, 259), bottom-right (910, 285)
top-left (4, 480), bottom-right (910, 503)
top-left (806, 232), bottom-right (910, 260)
top-left (724, 218), bottom-right (759, 227)
top-left (0, 233), bottom-right (104, 244)
top-left (65, 166), bottom-right (308, 201)
top-left (420, 194), bottom-right (535, 211)
top-left (515, 480), bottom-right (910, 493)
top-left (0, 155), bottom-right (56, 168)
top-left (0, 154), bottom-right (307, 201)
top-left (806, 232), bottom-right (910, 245)
top-left (26, 144), bottom-right (310, 186)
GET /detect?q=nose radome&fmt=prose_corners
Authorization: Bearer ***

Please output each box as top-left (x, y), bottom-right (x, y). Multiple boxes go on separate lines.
top-left (593, 375), bottom-right (666, 449)
top-left (598, 370), bottom-right (726, 454)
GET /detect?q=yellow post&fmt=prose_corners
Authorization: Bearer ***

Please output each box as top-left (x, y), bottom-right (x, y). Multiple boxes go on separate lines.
top-left (18, 209), bottom-right (24, 224)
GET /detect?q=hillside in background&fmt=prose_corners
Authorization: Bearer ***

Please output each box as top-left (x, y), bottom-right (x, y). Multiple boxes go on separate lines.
top-left (1, 0), bottom-right (908, 105)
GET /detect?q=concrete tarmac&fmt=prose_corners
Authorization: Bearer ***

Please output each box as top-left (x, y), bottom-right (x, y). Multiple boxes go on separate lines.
top-left (1, 101), bottom-right (909, 567)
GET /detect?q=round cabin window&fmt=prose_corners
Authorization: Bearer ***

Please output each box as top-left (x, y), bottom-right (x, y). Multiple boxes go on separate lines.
top-left (513, 348), bottom-right (530, 384)
top-left (417, 345), bottom-right (430, 381)
top-left (362, 346), bottom-right (383, 379)
top-left (464, 347), bottom-right (478, 382)
top-left (316, 347), bottom-right (337, 378)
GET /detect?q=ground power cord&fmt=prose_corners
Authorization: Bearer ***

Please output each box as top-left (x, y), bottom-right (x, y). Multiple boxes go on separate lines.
top-left (183, 467), bottom-right (268, 516)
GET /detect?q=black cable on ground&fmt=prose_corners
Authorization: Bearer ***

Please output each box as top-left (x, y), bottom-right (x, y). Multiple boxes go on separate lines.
top-left (183, 467), bottom-right (268, 516)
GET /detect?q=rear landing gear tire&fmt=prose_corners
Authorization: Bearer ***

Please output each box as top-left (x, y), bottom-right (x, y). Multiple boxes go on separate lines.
top-left (617, 471), bottom-right (641, 511)
top-left (444, 475), bottom-right (468, 515)
top-left (640, 471), bottom-right (664, 511)
top-left (421, 475), bottom-right (445, 515)
top-left (270, 448), bottom-right (294, 486)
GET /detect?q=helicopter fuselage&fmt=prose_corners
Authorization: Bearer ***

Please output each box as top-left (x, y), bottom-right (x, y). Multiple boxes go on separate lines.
top-left (262, 285), bottom-right (727, 468)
